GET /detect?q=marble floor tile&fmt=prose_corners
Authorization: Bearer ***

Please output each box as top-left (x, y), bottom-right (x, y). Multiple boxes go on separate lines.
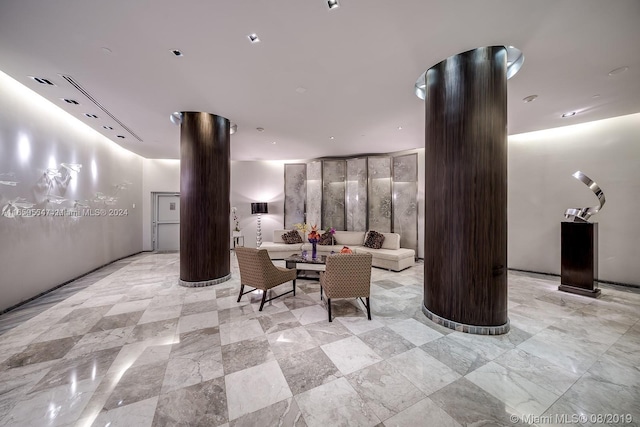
top-left (278, 347), bottom-right (342, 395)
top-left (295, 377), bottom-right (380, 427)
top-left (86, 396), bottom-right (158, 427)
top-left (335, 317), bottom-right (384, 336)
top-left (88, 311), bottom-right (144, 333)
top-left (283, 294), bottom-right (321, 311)
top-left (103, 360), bottom-right (168, 411)
top-left (358, 327), bottom-right (415, 359)
top-left (493, 348), bottom-right (581, 396)
top-left (346, 360), bottom-right (425, 421)
top-left (126, 318), bottom-right (178, 344)
top-left (386, 347), bottom-right (461, 395)
top-left (0, 361), bottom-right (55, 421)
top-left (267, 326), bottom-right (319, 358)
top-left (109, 341), bottom-right (173, 373)
top-left (290, 305), bottom-right (328, 325)
top-left (321, 336), bottom-right (383, 375)
top-left (161, 347), bottom-right (224, 393)
top-left (66, 326), bottom-right (135, 358)
top-left (177, 311), bottom-right (219, 334)
top-left (225, 360), bottom-right (292, 421)
top-left (420, 336), bottom-right (490, 376)
top-left (429, 378), bottom-right (525, 427)
top-left (386, 318), bottom-right (443, 346)
top-left (445, 330), bottom-right (516, 361)
top-left (382, 397), bottom-right (462, 427)
top-left (3, 336), bottom-right (80, 369)
top-left (303, 321), bottom-right (353, 346)
top-left (105, 299), bottom-right (153, 317)
top-left (465, 361), bottom-right (560, 416)
top-left (139, 305), bottom-right (183, 325)
top-left (258, 311), bottom-right (301, 334)
top-left (219, 318), bottom-right (264, 345)
top-left (230, 397), bottom-right (306, 427)
top-left (181, 299), bottom-right (218, 316)
top-left (217, 305), bottom-right (256, 325)
top-left (170, 327), bottom-right (220, 358)
top-left (221, 336), bottom-right (275, 375)
top-left (153, 377), bottom-right (227, 426)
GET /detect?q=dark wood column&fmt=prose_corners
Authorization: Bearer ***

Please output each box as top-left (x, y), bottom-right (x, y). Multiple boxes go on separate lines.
top-left (422, 46), bottom-right (509, 334)
top-left (179, 112), bottom-right (231, 286)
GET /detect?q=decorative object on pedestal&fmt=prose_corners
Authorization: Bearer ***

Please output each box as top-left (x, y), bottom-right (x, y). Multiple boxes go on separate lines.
top-left (251, 202), bottom-right (268, 248)
top-left (232, 206), bottom-right (240, 232)
top-left (308, 225), bottom-right (320, 260)
top-left (560, 171), bottom-right (605, 298)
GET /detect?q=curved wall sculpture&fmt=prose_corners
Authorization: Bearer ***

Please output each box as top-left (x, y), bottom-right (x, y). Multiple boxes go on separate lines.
top-left (564, 171), bottom-right (606, 222)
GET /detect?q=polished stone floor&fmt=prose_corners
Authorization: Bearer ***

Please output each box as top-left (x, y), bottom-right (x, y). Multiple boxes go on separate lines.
top-left (0, 253), bottom-right (638, 427)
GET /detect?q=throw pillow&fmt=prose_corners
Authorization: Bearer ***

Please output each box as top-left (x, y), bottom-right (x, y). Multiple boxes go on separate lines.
top-left (364, 230), bottom-right (385, 249)
top-left (318, 232), bottom-right (333, 245)
top-left (281, 230), bottom-right (303, 244)
top-left (340, 246), bottom-right (353, 254)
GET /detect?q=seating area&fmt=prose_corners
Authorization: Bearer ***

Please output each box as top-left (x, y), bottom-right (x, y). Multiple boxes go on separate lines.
top-left (260, 229), bottom-right (416, 271)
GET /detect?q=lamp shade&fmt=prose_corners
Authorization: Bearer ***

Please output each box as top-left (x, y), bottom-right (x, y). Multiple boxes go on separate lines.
top-left (251, 202), bottom-right (268, 215)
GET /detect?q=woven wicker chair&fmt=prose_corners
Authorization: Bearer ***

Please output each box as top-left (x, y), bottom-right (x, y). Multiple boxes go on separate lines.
top-left (235, 247), bottom-right (297, 311)
top-left (319, 253), bottom-right (373, 322)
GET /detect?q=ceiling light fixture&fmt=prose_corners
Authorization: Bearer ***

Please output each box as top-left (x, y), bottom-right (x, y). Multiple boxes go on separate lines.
top-left (103, 125), bottom-right (114, 130)
top-left (414, 45), bottom-right (524, 100)
top-left (116, 135), bottom-right (126, 139)
top-left (29, 76), bottom-right (55, 86)
top-left (230, 123), bottom-right (237, 134)
top-left (608, 66), bottom-right (629, 76)
top-left (562, 112), bottom-right (576, 118)
top-left (256, 127), bottom-right (265, 132)
top-left (398, 126), bottom-right (403, 130)
top-left (522, 94), bottom-right (538, 103)
top-left (169, 112), bottom-right (182, 126)
top-left (329, 136), bottom-right (335, 140)
top-left (248, 33), bottom-right (260, 43)
top-left (171, 49), bottom-right (183, 57)
top-left (62, 98), bottom-right (79, 105)
top-left (327, 0), bottom-right (340, 10)
top-left (271, 141), bottom-right (277, 145)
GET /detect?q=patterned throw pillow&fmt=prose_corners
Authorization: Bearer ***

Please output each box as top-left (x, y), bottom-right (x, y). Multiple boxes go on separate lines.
top-left (318, 232), bottom-right (334, 245)
top-left (363, 230), bottom-right (385, 249)
top-left (281, 230), bottom-right (303, 244)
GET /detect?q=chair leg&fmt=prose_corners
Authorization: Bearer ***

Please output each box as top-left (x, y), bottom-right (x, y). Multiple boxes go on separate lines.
top-left (320, 285), bottom-right (323, 299)
top-left (328, 298), bottom-right (332, 322)
top-left (237, 284), bottom-right (244, 302)
top-left (366, 297), bottom-right (371, 320)
top-left (293, 279), bottom-right (296, 296)
top-left (259, 290), bottom-right (267, 311)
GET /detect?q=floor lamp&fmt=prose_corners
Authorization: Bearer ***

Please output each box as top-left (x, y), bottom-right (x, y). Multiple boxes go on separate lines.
top-left (251, 202), bottom-right (268, 248)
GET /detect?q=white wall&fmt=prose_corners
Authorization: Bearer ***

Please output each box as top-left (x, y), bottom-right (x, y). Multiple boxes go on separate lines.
top-left (508, 113), bottom-right (640, 285)
top-left (141, 158), bottom-right (180, 251)
top-left (0, 71), bottom-right (143, 312)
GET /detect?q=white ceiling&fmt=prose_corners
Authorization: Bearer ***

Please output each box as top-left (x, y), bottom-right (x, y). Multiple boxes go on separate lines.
top-left (1, 0), bottom-right (639, 160)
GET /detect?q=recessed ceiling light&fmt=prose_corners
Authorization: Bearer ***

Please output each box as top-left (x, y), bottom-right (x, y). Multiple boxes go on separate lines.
top-left (62, 98), bottom-right (79, 105)
top-left (29, 76), bottom-right (55, 86)
top-left (592, 94), bottom-right (601, 98)
top-left (329, 136), bottom-right (335, 140)
top-left (271, 141), bottom-right (277, 145)
top-left (248, 33), bottom-right (260, 43)
top-left (398, 126), bottom-right (403, 130)
top-left (102, 47), bottom-right (112, 54)
top-left (562, 112), bottom-right (576, 118)
top-left (608, 66), bottom-right (629, 76)
top-left (522, 94), bottom-right (538, 103)
top-left (327, 0), bottom-right (340, 10)
top-left (84, 113), bottom-right (98, 118)
top-left (295, 87), bottom-right (307, 94)
top-left (170, 112), bottom-right (182, 126)
top-left (103, 125), bottom-right (114, 130)
top-left (256, 127), bottom-right (265, 132)
top-left (171, 49), bottom-right (183, 57)
top-left (117, 135), bottom-right (126, 139)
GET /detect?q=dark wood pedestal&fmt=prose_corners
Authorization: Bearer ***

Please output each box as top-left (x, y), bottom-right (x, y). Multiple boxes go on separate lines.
top-left (560, 222), bottom-right (601, 298)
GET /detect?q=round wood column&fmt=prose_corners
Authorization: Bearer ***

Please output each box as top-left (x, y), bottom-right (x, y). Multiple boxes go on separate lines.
top-left (422, 46), bottom-right (509, 334)
top-left (179, 112), bottom-right (231, 286)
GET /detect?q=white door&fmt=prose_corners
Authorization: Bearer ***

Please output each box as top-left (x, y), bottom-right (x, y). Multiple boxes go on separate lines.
top-left (154, 193), bottom-right (180, 251)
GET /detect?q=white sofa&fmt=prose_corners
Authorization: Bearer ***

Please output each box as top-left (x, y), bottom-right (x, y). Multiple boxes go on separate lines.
top-left (261, 229), bottom-right (415, 271)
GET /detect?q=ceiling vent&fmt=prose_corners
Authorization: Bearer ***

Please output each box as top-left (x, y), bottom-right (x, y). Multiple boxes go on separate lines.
top-left (59, 74), bottom-right (143, 142)
top-left (29, 76), bottom-right (55, 85)
top-left (62, 98), bottom-right (80, 104)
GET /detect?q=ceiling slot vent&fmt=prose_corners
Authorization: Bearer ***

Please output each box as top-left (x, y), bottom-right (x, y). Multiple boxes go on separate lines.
top-left (84, 113), bottom-right (99, 118)
top-left (63, 98), bottom-right (79, 104)
top-left (59, 74), bottom-right (143, 142)
top-left (30, 76), bottom-right (55, 85)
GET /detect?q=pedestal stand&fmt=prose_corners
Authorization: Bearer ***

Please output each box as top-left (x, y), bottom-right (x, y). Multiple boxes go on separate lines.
top-left (560, 222), bottom-right (601, 298)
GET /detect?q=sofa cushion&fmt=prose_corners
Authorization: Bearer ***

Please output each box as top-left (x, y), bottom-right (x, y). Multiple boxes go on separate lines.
top-left (355, 247), bottom-right (415, 261)
top-left (281, 230), bottom-right (303, 244)
top-left (333, 231), bottom-right (366, 246)
top-left (380, 232), bottom-right (401, 250)
top-left (364, 230), bottom-right (385, 249)
top-left (318, 232), bottom-right (334, 245)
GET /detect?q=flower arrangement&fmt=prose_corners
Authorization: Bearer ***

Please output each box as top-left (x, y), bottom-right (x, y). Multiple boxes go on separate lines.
top-left (294, 222), bottom-right (310, 233)
top-left (307, 225), bottom-right (320, 242)
top-left (232, 207), bottom-right (240, 231)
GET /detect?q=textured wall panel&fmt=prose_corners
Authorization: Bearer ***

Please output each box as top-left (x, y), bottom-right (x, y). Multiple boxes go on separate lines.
top-left (393, 154), bottom-right (418, 252)
top-left (284, 164), bottom-right (307, 229)
top-left (306, 161), bottom-right (322, 230)
top-left (368, 156), bottom-right (392, 232)
top-left (322, 160), bottom-right (346, 230)
top-left (346, 158), bottom-right (368, 231)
